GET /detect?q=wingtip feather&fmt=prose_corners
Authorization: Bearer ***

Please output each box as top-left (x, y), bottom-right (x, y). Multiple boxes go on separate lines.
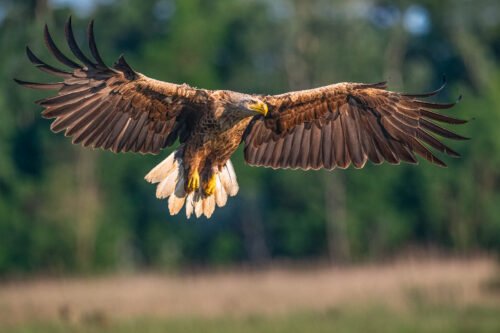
top-left (64, 16), bottom-right (96, 68)
top-left (87, 19), bottom-right (107, 67)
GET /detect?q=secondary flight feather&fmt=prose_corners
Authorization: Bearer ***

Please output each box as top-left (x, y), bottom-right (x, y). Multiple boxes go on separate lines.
top-left (15, 18), bottom-right (468, 218)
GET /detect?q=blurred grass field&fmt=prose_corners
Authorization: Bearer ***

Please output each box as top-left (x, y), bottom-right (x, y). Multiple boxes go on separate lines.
top-left (4, 305), bottom-right (500, 333)
top-left (1, 257), bottom-right (500, 333)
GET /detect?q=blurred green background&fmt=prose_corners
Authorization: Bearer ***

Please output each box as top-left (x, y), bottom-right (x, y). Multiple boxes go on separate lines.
top-left (1, 0), bottom-right (500, 332)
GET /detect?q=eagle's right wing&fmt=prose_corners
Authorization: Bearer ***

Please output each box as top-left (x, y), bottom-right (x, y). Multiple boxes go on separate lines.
top-left (15, 18), bottom-right (208, 154)
top-left (244, 81), bottom-right (467, 170)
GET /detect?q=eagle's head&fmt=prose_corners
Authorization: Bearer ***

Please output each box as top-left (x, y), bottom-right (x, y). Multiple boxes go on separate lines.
top-left (218, 91), bottom-right (268, 118)
top-left (244, 97), bottom-right (268, 117)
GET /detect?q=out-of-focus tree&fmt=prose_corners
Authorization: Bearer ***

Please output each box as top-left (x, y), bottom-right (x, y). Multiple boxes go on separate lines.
top-left (1, 0), bottom-right (500, 275)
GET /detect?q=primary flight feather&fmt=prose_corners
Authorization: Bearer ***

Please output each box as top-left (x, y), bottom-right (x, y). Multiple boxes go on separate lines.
top-left (15, 18), bottom-right (468, 218)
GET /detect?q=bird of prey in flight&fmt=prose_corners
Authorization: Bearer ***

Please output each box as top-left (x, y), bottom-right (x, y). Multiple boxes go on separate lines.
top-left (15, 18), bottom-right (468, 218)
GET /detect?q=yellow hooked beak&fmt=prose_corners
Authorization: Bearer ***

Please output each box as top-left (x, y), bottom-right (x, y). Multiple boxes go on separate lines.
top-left (248, 101), bottom-right (268, 116)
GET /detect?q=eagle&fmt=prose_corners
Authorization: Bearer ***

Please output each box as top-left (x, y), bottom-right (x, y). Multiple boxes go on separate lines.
top-left (15, 18), bottom-right (468, 218)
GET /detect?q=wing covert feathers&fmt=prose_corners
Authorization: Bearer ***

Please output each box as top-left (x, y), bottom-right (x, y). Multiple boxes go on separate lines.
top-left (244, 81), bottom-right (467, 169)
top-left (16, 18), bottom-right (207, 154)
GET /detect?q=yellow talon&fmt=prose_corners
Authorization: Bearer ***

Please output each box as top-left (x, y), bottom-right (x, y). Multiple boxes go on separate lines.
top-left (187, 170), bottom-right (200, 193)
top-left (203, 174), bottom-right (217, 196)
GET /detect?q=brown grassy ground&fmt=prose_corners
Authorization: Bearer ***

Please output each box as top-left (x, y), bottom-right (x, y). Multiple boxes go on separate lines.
top-left (0, 256), bottom-right (498, 326)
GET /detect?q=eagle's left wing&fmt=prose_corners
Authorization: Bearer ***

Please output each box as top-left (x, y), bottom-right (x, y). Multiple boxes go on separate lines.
top-left (243, 81), bottom-right (467, 170)
top-left (15, 18), bottom-right (208, 154)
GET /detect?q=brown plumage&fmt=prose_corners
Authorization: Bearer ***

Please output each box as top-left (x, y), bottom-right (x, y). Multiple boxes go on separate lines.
top-left (15, 18), bottom-right (468, 218)
top-left (245, 82), bottom-right (467, 170)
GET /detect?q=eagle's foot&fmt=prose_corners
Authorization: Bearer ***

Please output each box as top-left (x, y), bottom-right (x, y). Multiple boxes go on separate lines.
top-left (203, 174), bottom-right (217, 196)
top-left (186, 170), bottom-right (200, 193)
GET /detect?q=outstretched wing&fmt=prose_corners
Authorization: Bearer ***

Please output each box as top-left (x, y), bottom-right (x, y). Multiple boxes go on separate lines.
top-left (243, 81), bottom-right (468, 169)
top-left (15, 18), bottom-right (209, 154)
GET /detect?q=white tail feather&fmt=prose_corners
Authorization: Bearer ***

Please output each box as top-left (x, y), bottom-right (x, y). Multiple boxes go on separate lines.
top-left (194, 193), bottom-right (203, 218)
top-left (203, 195), bottom-right (216, 218)
top-left (185, 192), bottom-right (194, 218)
top-left (219, 161), bottom-right (239, 196)
top-left (145, 150), bottom-right (239, 219)
top-left (214, 176), bottom-right (227, 207)
top-left (168, 193), bottom-right (186, 215)
top-left (156, 167), bottom-right (179, 199)
top-left (144, 153), bottom-right (176, 183)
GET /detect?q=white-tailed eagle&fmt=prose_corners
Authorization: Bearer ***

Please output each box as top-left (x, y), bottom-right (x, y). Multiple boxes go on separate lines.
top-left (15, 18), bottom-right (468, 218)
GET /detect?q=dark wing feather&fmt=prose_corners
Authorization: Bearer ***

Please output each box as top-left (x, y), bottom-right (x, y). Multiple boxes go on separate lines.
top-left (244, 82), bottom-right (467, 169)
top-left (15, 18), bottom-right (209, 154)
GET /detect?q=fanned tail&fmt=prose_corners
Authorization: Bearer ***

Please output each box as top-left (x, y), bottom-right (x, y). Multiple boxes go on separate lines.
top-left (145, 150), bottom-right (239, 219)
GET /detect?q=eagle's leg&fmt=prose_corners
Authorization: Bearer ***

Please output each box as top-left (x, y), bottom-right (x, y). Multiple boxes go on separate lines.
top-left (203, 172), bottom-right (217, 196)
top-left (186, 167), bottom-right (200, 193)
top-left (199, 164), bottom-right (217, 196)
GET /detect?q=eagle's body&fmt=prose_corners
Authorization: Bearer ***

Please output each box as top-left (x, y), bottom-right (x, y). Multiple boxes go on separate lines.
top-left (16, 19), bottom-right (468, 218)
top-left (184, 90), bottom-right (255, 171)
top-left (178, 90), bottom-right (257, 208)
